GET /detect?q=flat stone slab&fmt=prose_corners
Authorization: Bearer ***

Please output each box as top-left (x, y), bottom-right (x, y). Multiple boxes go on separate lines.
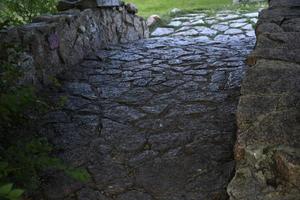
top-left (211, 24), bottom-right (230, 32)
top-left (150, 10), bottom-right (258, 40)
top-left (151, 28), bottom-right (174, 36)
top-left (190, 19), bottom-right (205, 25)
top-left (242, 24), bottom-right (253, 30)
top-left (195, 26), bottom-right (218, 36)
top-left (224, 28), bottom-right (243, 35)
top-left (173, 29), bottom-right (199, 36)
top-left (168, 21), bottom-right (182, 27)
top-left (244, 12), bottom-right (259, 18)
top-left (217, 14), bottom-right (240, 20)
top-left (246, 30), bottom-right (255, 37)
top-left (230, 22), bottom-right (247, 28)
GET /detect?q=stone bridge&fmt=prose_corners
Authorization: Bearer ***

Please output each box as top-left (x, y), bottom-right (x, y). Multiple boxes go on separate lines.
top-left (0, 0), bottom-right (299, 200)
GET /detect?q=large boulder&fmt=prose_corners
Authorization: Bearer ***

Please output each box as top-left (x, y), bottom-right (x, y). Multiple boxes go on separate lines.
top-left (227, 0), bottom-right (300, 199)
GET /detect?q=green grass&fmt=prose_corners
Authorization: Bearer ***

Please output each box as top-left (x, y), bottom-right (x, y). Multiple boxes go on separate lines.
top-left (128, 0), bottom-right (267, 19)
top-left (129, 0), bottom-right (232, 18)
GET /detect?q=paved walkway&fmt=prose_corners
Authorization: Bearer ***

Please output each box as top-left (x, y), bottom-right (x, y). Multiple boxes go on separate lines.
top-left (41, 10), bottom-right (258, 200)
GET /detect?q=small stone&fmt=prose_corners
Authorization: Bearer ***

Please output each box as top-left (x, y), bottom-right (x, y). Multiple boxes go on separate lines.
top-left (78, 25), bottom-right (86, 33)
top-left (48, 33), bottom-right (59, 50)
top-left (170, 8), bottom-right (182, 15)
top-left (126, 3), bottom-right (138, 14)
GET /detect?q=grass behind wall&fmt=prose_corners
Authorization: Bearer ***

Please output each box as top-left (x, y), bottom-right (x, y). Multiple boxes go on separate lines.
top-left (128, 0), bottom-right (232, 17)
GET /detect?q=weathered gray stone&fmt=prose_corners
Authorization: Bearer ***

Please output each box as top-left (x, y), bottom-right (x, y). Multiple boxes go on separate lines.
top-left (17, 8), bottom-right (264, 200)
top-left (190, 19), bottom-right (205, 25)
top-left (64, 82), bottom-right (97, 99)
top-left (241, 24), bottom-right (253, 30)
top-left (228, 1), bottom-right (300, 200)
top-left (168, 21), bottom-right (182, 27)
top-left (147, 15), bottom-right (161, 27)
top-left (173, 29), bottom-right (199, 36)
top-left (170, 8), bottom-right (182, 15)
top-left (245, 30), bottom-right (255, 37)
top-left (0, 7), bottom-right (148, 87)
top-left (243, 12), bottom-right (259, 18)
top-left (125, 3), bottom-right (138, 15)
top-left (229, 22), bottom-right (247, 28)
top-left (211, 24), bottom-right (230, 32)
top-left (224, 28), bottom-right (243, 34)
top-left (151, 28), bottom-right (174, 36)
top-left (195, 26), bottom-right (218, 36)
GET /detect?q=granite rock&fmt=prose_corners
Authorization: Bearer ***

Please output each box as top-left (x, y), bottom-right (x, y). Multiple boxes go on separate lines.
top-left (228, 1), bottom-right (300, 199)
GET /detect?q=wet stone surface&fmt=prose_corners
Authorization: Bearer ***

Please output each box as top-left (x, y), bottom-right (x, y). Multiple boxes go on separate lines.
top-left (151, 10), bottom-right (257, 42)
top-left (41, 9), bottom-right (257, 200)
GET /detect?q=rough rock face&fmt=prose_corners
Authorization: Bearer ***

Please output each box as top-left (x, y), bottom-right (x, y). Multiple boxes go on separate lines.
top-left (227, 0), bottom-right (300, 199)
top-left (0, 7), bottom-right (148, 87)
top-left (38, 9), bottom-right (258, 200)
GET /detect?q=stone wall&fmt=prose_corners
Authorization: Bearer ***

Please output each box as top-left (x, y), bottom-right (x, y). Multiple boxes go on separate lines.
top-left (227, 0), bottom-right (300, 199)
top-left (0, 6), bottom-right (148, 87)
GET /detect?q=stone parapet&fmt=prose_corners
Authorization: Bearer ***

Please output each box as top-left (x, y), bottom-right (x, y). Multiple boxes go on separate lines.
top-left (0, 6), bottom-right (149, 87)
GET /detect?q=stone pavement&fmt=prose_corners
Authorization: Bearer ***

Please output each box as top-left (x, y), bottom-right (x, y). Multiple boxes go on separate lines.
top-left (40, 9), bottom-right (258, 200)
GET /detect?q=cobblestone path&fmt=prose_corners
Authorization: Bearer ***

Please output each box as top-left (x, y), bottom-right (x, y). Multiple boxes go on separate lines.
top-left (41, 10), bottom-right (258, 200)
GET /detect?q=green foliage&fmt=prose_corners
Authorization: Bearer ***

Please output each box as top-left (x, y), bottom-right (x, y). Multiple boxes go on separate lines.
top-left (0, 56), bottom-right (89, 199)
top-left (0, 60), bottom-right (39, 128)
top-left (0, 183), bottom-right (24, 200)
top-left (0, 138), bottom-right (90, 194)
top-left (56, 96), bottom-right (68, 108)
top-left (128, 0), bottom-right (232, 18)
top-left (128, 0), bottom-right (266, 19)
top-left (0, 0), bottom-right (58, 28)
top-left (1, 139), bottom-right (57, 191)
